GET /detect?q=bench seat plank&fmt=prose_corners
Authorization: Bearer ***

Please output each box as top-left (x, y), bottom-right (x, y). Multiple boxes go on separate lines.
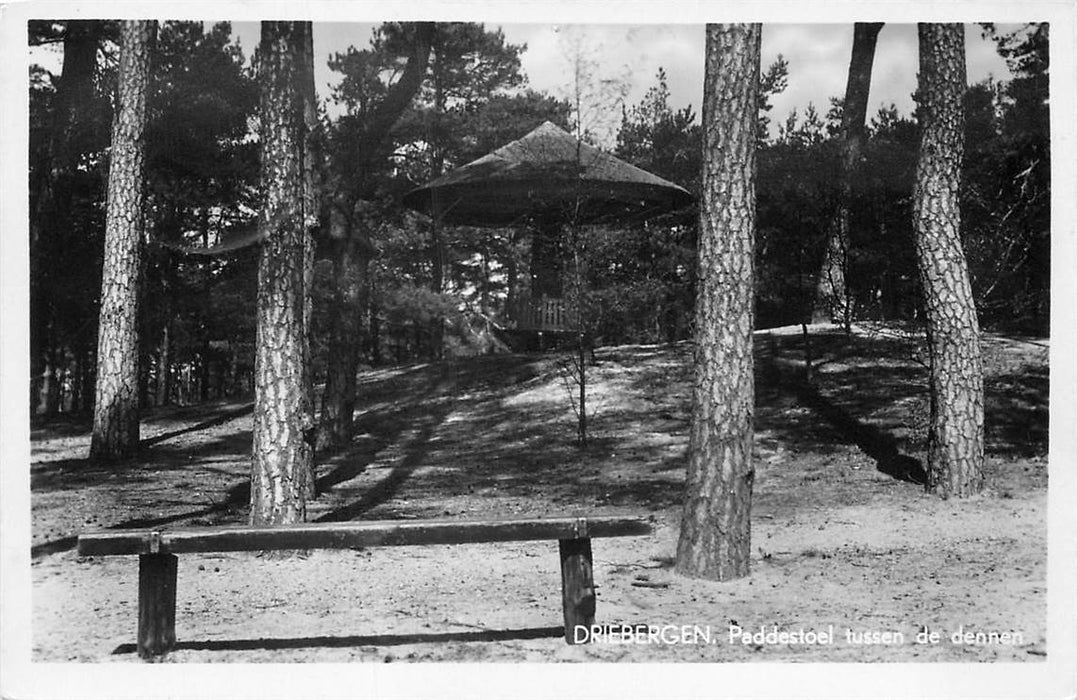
top-left (77, 515), bottom-right (653, 556)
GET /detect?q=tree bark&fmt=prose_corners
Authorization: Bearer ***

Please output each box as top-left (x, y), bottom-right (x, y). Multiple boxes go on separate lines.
top-left (300, 22), bottom-right (318, 417)
top-left (317, 23), bottom-right (433, 449)
top-left (676, 23), bottom-right (759, 581)
top-left (913, 23), bottom-right (984, 498)
top-left (89, 20), bottom-right (155, 461)
top-left (812, 22), bottom-right (883, 326)
top-left (317, 206), bottom-right (372, 450)
top-left (250, 22), bottom-right (317, 525)
top-left (156, 322), bottom-right (171, 406)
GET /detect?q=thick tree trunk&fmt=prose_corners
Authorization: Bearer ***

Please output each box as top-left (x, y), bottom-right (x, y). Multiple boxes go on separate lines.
top-left (913, 23), bottom-right (984, 498)
top-left (90, 21), bottom-right (155, 461)
top-left (812, 22), bottom-right (883, 326)
top-left (250, 22), bottom-right (317, 525)
top-left (676, 23), bottom-right (760, 581)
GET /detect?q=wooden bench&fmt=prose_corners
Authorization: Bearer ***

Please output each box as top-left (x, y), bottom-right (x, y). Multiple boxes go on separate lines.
top-left (77, 515), bottom-right (654, 659)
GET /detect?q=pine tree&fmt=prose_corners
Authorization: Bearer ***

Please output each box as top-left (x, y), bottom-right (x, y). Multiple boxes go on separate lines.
top-left (813, 22), bottom-right (884, 326)
top-left (318, 23), bottom-right (434, 450)
top-left (913, 23), bottom-right (984, 497)
top-left (89, 20), bottom-right (156, 461)
top-left (676, 23), bottom-right (760, 580)
top-left (249, 22), bottom-right (317, 524)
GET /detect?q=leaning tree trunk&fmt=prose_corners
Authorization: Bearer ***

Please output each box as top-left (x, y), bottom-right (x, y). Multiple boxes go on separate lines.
top-left (812, 22), bottom-right (883, 326)
top-left (89, 20), bottom-right (155, 462)
top-left (317, 23), bottom-right (432, 449)
top-left (913, 23), bottom-right (984, 498)
top-left (250, 22), bottom-right (317, 525)
top-left (676, 23), bottom-right (760, 581)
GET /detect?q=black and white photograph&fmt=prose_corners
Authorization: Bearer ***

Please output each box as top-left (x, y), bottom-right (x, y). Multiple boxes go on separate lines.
top-left (2, 1), bottom-right (1074, 698)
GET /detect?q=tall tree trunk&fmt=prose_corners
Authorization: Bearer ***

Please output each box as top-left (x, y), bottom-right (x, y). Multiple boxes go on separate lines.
top-left (89, 20), bottom-right (155, 461)
top-left (250, 21), bottom-right (316, 525)
top-left (156, 322), bottom-right (171, 406)
top-left (316, 23), bottom-right (432, 448)
top-left (812, 22), bottom-right (883, 326)
top-left (318, 207), bottom-right (372, 450)
top-left (40, 343), bottom-right (61, 416)
top-left (199, 338), bottom-right (211, 403)
top-left (913, 23), bottom-right (984, 498)
top-left (80, 346), bottom-right (95, 415)
top-left (676, 23), bottom-right (760, 581)
top-left (426, 29), bottom-right (449, 359)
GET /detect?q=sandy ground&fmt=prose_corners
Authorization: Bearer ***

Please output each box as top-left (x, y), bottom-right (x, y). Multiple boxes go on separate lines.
top-left (28, 324), bottom-right (1048, 663)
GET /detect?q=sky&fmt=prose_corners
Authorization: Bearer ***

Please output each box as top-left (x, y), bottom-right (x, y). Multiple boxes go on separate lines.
top-left (227, 22), bottom-right (1019, 144)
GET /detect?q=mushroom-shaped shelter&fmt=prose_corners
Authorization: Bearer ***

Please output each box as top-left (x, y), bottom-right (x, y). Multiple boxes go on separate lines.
top-left (402, 121), bottom-right (692, 226)
top-left (402, 121), bottom-right (693, 335)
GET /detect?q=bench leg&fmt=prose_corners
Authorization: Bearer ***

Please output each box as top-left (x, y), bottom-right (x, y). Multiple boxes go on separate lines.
top-left (137, 554), bottom-right (177, 659)
top-left (559, 538), bottom-right (595, 643)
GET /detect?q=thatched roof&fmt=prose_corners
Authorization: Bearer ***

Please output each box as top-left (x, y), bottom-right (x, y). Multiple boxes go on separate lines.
top-left (402, 121), bottom-right (693, 226)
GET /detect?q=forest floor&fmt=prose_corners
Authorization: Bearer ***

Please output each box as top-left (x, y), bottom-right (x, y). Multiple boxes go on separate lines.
top-left (28, 323), bottom-right (1049, 663)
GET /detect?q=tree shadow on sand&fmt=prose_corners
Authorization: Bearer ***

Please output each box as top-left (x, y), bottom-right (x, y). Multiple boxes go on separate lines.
top-left (755, 330), bottom-right (927, 485)
top-left (785, 376), bottom-right (926, 484)
top-left (31, 362), bottom-right (477, 558)
top-left (311, 362), bottom-right (495, 522)
top-left (30, 478), bottom-right (253, 560)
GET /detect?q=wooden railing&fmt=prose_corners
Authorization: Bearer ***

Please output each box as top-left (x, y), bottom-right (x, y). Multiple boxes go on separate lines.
top-left (513, 296), bottom-right (576, 332)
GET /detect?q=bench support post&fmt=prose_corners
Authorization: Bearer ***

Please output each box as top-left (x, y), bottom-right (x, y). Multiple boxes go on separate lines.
top-left (558, 538), bottom-right (595, 643)
top-left (137, 553), bottom-right (177, 659)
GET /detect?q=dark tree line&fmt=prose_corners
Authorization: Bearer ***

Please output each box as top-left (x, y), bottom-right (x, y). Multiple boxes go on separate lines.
top-left (30, 20), bottom-right (259, 420)
top-left (752, 25), bottom-right (1048, 336)
top-left (578, 24), bottom-right (1047, 350)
